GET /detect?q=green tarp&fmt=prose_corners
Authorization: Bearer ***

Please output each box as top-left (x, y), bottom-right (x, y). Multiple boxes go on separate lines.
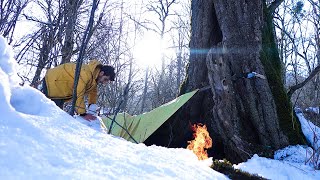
top-left (102, 89), bottom-right (198, 143)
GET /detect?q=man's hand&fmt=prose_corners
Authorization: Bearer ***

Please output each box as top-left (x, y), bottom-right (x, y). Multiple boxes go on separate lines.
top-left (81, 113), bottom-right (97, 121)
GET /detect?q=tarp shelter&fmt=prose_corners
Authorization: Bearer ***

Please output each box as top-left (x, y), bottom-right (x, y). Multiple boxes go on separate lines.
top-left (102, 89), bottom-right (198, 143)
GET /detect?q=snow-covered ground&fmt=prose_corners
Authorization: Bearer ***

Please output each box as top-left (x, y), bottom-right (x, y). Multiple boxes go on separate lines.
top-left (1, 36), bottom-right (320, 179)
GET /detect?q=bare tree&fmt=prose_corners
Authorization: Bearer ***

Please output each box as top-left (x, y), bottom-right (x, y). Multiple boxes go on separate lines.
top-left (170, 0), bottom-right (190, 92)
top-left (70, 0), bottom-right (100, 115)
top-left (60, 0), bottom-right (83, 64)
top-left (274, 0), bottom-right (320, 107)
top-left (27, 0), bottom-right (68, 86)
top-left (30, 25), bottom-right (59, 86)
top-left (16, 0), bottom-right (109, 87)
top-left (0, 0), bottom-right (30, 44)
top-left (86, 1), bottom-right (143, 115)
top-left (144, 0), bottom-right (178, 107)
top-left (140, 66), bottom-right (149, 113)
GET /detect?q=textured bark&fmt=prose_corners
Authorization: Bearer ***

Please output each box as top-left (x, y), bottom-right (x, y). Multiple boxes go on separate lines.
top-left (205, 0), bottom-right (289, 162)
top-left (60, 0), bottom-right (81, 64)
top-left (146, 0), bottom-right (306, 163)
top-left (261, 6), bottom-right (306, 145)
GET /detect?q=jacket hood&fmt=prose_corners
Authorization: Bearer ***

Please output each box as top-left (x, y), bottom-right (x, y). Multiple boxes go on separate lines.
top-left (88, 60), bottom-right (102, 73)
top-left (88, 60), bottom-right (102, 80)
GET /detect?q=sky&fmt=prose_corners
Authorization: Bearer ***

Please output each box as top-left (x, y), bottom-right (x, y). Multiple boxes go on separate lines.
top-left (134, 31), bottom-right (165, 68)
top-left (1, 35), bottom-right (320, 179)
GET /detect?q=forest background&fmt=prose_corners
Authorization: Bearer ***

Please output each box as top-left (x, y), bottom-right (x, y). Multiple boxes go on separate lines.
top-left (1, 0), bottom-right (320, 163)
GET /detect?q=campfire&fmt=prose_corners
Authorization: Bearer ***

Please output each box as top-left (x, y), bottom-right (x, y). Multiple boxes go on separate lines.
top-left (187, 123), bottom-right (212, 160)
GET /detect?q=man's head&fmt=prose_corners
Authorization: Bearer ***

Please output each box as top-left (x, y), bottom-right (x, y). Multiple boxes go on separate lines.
top-left (97, 65), bottom-right (115, 84)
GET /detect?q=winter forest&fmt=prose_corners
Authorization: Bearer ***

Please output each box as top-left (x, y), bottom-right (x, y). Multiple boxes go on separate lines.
top-left (1, 0), bottom-right (320, 178)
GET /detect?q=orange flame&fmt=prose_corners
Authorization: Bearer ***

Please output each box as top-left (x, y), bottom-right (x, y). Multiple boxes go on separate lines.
top-left (187, 123), bottom-right (212, 160)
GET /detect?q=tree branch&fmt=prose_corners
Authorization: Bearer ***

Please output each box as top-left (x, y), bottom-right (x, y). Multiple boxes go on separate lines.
top-left (287, 65), bottom-right (320, 97)
top-left (22, 14), bottom-right (55, 26)
top-left (268, 0), bottom-right (284, 14)
top-left (126, 13), bottom-right (159, 33)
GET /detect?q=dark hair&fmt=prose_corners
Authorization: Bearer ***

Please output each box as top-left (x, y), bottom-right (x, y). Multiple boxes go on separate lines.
top-left (100, 65), bottom-right (115, 81)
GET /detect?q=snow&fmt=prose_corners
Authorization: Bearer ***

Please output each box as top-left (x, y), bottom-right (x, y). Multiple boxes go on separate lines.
top-left (1, 35), bottom-right (320, 179)
top-left (305, 107), bottom-right (320, 114)
top-left (235, 153), bottom-right (319, 179)
top-left (235, 145), bottom-right (320, 179)
top-left (296, 112), bottom-right (320, 150)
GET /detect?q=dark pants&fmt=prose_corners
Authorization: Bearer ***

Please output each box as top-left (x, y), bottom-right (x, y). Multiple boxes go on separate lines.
top-left (41, 79), bottom-right (65, 109)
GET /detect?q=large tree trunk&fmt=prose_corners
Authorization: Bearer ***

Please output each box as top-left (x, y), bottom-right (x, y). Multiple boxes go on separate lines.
top-left (145, 0), bottom-right (306, 163)
top-left (206, 0), bottom-right (290, 162)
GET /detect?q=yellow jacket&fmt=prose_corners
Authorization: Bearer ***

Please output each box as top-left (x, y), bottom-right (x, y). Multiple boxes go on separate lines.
top-left (45, 60), bottom-right (101, 114)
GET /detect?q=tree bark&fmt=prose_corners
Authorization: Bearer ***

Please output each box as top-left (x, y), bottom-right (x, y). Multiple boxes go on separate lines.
top-left (146, 0), bottom-right (306, 163)
top-left (60, 0), bottom-right (80, 64)
top-left (206, 0), bottom-right (290, 162)
top-left (31, 26), bottom-right (54, 86)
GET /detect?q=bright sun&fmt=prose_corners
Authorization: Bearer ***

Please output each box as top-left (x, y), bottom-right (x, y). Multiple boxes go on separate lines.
top-left (134, 32), bottom-right (164, 68)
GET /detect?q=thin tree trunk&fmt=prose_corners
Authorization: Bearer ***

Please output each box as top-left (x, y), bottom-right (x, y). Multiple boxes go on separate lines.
top-left (176, 32), bottom-right (182, 92)
top-left (140, 67), bottom-right (149, 113)
top-left (60, 0), bottom-right (81, 64)
top-left (31, 27), bottom-right (54, 86)
top-left (70, 0), bottom-right (99, 115)
top-left (121, 58), bottom-right (133, 111)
